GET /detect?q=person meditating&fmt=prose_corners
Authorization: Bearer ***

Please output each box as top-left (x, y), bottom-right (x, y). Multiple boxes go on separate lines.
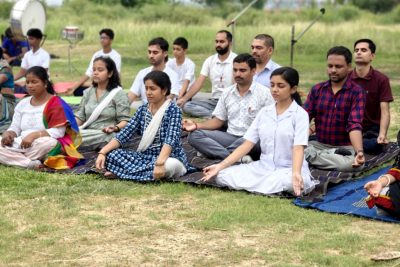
top-left (0, 49), bottom-right (16, 132)
top-left (96, 71), bottom-right (190, 180)
top-left (365, 131), bottom-right (400, 217)
top-left (74, 56), bottom-right (130, 150)
top-left (0, 66), bottom-right (83, 169)
top-left (202, 67), bottom-right (317, 196)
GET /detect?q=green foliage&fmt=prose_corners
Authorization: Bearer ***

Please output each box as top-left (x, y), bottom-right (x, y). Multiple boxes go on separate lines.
top-left (322, 5), bottom-right (361, 23)
top-left (0, 2), bottom-right (13, 20)
top-left (378, 4), bottom-right (400, 23)
top-left (350, 0), bottom-right (398, 13)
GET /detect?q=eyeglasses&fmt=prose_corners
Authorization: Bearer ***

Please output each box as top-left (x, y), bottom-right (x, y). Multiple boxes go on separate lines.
top-left (100, 35), bottom-right (110, 40)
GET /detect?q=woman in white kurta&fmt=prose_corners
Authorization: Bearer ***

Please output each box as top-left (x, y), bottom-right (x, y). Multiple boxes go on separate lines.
top-left (202, 67), bottom-right (317, 196)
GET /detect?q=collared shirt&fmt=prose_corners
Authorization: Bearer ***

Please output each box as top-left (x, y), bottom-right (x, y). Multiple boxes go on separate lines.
top-left (21, 48), bottom-right (50, 70)
top-left (166, 57), bottom-right (196, 94)
top-left (303, 77), bottom-right (366, 146)
top-left (85, 49), bottom-right (122, 77)
top-left (349, 67), bottom-right (393, 127)
top-left (200, 51), bottom-right (237, 99)
top-left (244, 100), bottom-right (309, 170)
top-left (253, 59), bottom-right (281, 88)
top-left (129, 65), bottom-right (180, 102)
top-left (212, 81), bottom-right (274, 136)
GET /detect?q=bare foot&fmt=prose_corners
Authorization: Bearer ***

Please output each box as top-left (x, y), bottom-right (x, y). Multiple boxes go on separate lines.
top-left (104, 171), bottom-right (117, 179)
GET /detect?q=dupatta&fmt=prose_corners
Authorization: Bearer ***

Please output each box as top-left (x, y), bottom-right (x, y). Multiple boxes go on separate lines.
top-left (43, 96), bottom-right (84, 169)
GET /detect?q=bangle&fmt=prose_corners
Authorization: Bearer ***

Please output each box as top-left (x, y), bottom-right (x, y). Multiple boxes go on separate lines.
top-left (379, 174), bottom-right (391, 187)
top-left (114, 125), bottom-right (120, 132)
top-left (98, 152), bottom-right (107, 156)
top-left (155, 161), bottom-right (164, 166)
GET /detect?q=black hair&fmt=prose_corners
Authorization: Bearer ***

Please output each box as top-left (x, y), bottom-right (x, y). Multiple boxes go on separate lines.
top-left (5, 27), bottom-right (13, 38)
top-left (25, 66), bottom-right (54, 94)
top-left (27, 28), bottom-right (43, 39)
top-left (217, 30), bottom-right (233, 43)
top-left (148, 37), bottom-right (169, 52)
top-left (326, 46), bottom-right (352, 64)
top-left (271, 67), bottom-right (302, 105)
top-left (0, 47), bottom-right (3, 59)
top-left (143, 70), bottom-right (171, 96)
top-left (99, 28), bottom-right (114, 40)
top-left (254, 33), bottom-right (275, 49)
top-left (233, 53), bottom-right (256, 69)
top-left (173, 37), bottom-right (188, 50)
top-left (92, 56), bottom-right (121, 91)
top-left (354, 38), bottom-right (376, 53)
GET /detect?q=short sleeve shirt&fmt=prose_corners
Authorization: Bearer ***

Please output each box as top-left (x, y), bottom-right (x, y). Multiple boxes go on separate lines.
top-left (253, 59), bottom-right (281, 88)
top-left (200, 51), bottom-right (237, 99)
top-left (85, 49), bottom-right (122, 77)
top-left (166, 57), bottom-right (196, 93)
top-left (212, 81), bottom-right (274, 136)
top-left (2, 38), bottom-right (29, 57)
top-left (21, 48), bottom-right (50, 70)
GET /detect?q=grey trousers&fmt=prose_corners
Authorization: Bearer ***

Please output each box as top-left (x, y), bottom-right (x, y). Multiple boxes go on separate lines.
top-left (305, 140), bottom-right (362, 172)
top-left (188, 130), bottom-right (245, 160)
top-left (182, 98), bottom-right (219, 118)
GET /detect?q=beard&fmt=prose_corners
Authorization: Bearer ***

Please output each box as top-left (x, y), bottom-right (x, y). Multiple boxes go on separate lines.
top-left (216, 45), bottom-right (229, 55)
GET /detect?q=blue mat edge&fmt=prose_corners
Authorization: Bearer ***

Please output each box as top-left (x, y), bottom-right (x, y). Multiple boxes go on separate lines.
top-left (293, 167), bottom-right (400, 223)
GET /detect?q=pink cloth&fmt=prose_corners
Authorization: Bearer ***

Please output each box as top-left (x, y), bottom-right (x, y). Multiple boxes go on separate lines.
top-left (0, 136), bottom-right (57, 168)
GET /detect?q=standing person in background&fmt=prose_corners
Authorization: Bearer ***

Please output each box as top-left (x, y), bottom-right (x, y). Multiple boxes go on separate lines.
top-left (350, 38), bottom-right (393, 155)
top-left (177, 30), bottom-right (237, 118)
top-left (251, 34), bottom-right (280, 88)
top-left (166, 37), bottom-right (195, 104)
top-left (1, 27), bottom-right (29, 67)
top-left (66, 28), bottom-right (122, 96)
top-left (14, 29), bottom-right (50, 94)
top-left (128, 37), bottom-right (179, 109)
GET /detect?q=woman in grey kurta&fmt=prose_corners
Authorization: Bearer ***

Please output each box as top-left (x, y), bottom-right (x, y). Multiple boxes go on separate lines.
top-left (74, 57), bottom-right (130, 150)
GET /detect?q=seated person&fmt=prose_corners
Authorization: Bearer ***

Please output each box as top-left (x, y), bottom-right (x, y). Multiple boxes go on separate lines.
top-left (166, 37), bottom-right (195, 102)
top-left (202, 67), bottom-right (317, 196)
top-left (183, 53), bottom-right (273, 160)
top-left (350, 39), bottom-right (394, 155)
top-left (14, 29), bottom-right (50, 94)
top-left (96, 71), bottom-right (190, 180)
top-left (66, 28), bottom-right (122, 96)
top-left (0, 66), bottom-right (82, 169)
top-left (127, 37), bottom-right (179, 110)
top-left (1, 27), bottom-right (29, 67)
top-left (0, 49), bottom-right (16, 132)
top-left (304, 46), bottom-right (366, 172)
top-left (74, 56), bottom-right (130, 150)
top-left (365, 130), bottom-right (400, 217)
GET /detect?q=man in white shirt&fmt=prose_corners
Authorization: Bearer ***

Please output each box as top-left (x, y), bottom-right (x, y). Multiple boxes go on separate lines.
top-left (166, 37), bottom-right (195, 101)
top-left (251, 34), bottom-right (280, 88)
top-left (128, 37), bottom-right (179, 109)
top-left (183, 53), bottom-right (274, 160)
top-left (14, 28), bottom-right (50, 93)
top-left (177, 30), bottom-right (237, 118)
top-left (66, 28), bottom-right (122, 96)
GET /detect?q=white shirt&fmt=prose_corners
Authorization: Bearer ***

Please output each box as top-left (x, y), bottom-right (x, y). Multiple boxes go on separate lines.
top-left (200, 51), bottom-right (237, 99)
top-left (166, 57), bottom-right (195, 94)
top-left (8, 97), bottom-right (65, 139)
top-left (212, 81), bottom-right (274, 136)
top-left (253, 59), bottom-right (281, 88)
top-left (85, 49), bottom-right (122, 77)
top-left (244, 100), bottom-right (309, 170)
top-left (129, 65), bottom-right (179, 103)
top-left (21, 48), bottom-right (50, 70)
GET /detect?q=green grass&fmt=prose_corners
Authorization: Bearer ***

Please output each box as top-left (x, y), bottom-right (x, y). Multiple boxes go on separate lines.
top-left (0, 2), bottom-right (400, 265)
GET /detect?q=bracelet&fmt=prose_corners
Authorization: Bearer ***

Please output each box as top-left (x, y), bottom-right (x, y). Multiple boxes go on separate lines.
top-left (98, 152), bottom-right (107, 156)
top-left (114, 125), bottom-right (120, 132)
top-left (155, 161), bottom-right (165, 166)
top-left (379, 174), bottom-right (391, 187)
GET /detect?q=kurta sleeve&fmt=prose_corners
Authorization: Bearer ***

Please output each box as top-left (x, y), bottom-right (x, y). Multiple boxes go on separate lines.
top-left (74, 88), bottom-right (91, 122)
top-left (163, 105), bottom-right (182, 148)
top-left (114, 90), bottom-right (131, 122)
top-left (114, 106), bottom-right (143, 146)
top-left (7, 100), bottom-right (23, 136)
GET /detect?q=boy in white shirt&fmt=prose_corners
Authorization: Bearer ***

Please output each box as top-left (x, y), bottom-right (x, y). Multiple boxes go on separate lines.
top-left (166, 37), bottom-right (195, 101)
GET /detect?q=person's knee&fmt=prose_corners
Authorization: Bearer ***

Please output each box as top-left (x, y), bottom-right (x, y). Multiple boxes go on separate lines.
top-left (188, 130), bottom-right (205, 146)
top-left (164, 157), bottom-right (186, 178)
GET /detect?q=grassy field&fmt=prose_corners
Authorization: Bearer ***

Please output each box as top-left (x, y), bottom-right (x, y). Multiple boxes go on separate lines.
top-left (0, 3), bottom-right (400, 266)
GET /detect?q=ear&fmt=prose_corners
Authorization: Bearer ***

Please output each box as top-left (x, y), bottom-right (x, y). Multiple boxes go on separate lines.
top-left (291, 85), bottom-right (298, 94)
top-left (108, 71), bottom-right (113, 78)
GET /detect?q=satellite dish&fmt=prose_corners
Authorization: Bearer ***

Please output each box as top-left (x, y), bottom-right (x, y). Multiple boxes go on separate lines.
top-left (10, 0), bottom-right (46, 40)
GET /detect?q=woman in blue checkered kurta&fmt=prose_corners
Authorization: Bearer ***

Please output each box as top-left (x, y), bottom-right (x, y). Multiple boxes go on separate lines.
top-left (103, 103), bottom-right (190, 181)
